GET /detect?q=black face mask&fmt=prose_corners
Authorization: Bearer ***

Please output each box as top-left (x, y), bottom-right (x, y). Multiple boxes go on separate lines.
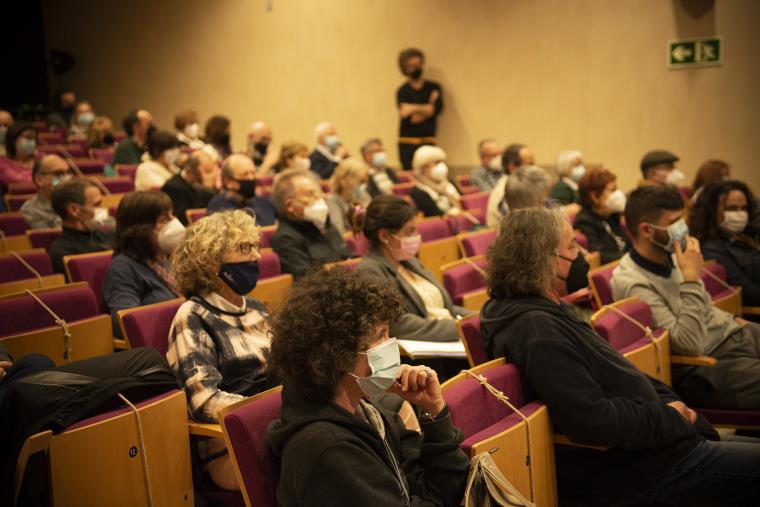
top-left (557, 253), bottom-right (590, 294)
top-left (254, 142), bottom-right (269, 156)
top-left (235, 178), bottom-right (256, 199)
top-left (103, 132), bottom-right (115, 146)
top-left (219, 133), bottom-right (231, 146)
top-left (408, 67), bottom-right (423, 80)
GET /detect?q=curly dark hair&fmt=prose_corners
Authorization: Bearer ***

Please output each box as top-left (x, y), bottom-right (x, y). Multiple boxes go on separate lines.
top-left (397, 47), bottom-right (424, 74)
top-left (688, 179), bottom-right (758, 243)
top-left (269, 268), bottom-right (403, 403)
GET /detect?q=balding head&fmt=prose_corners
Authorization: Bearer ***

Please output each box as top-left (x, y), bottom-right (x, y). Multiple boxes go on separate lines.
top-left (314, 122), bottom-right (337, 145)
top-left (0, 110), bottom-right (13, 128)
top-left (184, 150), bottom-right (218, 189)
top-left (247, 121), bottom-right (272, 143)
top-left (222, 153), bottom-right (255, 185)
top-left (33, 154), bottom-right (72, 198)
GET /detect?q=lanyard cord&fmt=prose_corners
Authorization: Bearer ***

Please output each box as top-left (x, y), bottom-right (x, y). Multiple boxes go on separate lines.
top-left (24, 289), bottom-right (71, 362)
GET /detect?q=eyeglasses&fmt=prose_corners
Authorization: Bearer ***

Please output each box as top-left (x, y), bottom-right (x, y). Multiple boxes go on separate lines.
top-left (237, 242), bottom-right (258, 255)
top-left (40, 170), bottom-right (72, 178)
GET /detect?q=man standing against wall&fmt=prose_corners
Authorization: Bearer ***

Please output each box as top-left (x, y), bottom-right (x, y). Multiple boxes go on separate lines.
top-left (396, 48), bottom-right (443, 170)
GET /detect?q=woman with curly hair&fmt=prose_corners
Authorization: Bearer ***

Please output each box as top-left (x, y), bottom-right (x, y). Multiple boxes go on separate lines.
top-left (166, 209), bottom-right (271, 490)
top-left (267, 268), bottom-right (469, 507)
top-left (689, 179), bottom-right (760, 307)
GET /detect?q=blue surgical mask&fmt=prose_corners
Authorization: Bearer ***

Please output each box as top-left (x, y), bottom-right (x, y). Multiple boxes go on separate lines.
top-left (649, 218), bottom-right (689, 253)
top-left (324, 135), bottom-right (339, 151)
top-left (371, 151), bottom-right (387, 168)
top-left (18, 138), bottom-right (36, 156)
top-left (349, 338), bottom-right (401, 398)
top-left (219, 261), bottom-right (260, 295)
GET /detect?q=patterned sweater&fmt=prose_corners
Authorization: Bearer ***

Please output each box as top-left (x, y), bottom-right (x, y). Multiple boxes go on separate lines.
top-left (166, 292), bottom-right (271, 423)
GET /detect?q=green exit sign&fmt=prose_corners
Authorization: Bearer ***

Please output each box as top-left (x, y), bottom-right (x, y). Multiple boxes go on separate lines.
top-left (668, 37), bottom-right (722, 68)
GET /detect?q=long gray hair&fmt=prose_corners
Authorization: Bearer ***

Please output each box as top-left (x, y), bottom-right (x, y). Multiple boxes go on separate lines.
top-left (486, 207), bottom-right (566, 298)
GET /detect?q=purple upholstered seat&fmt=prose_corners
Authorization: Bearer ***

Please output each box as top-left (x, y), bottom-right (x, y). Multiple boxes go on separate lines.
top-left (460, 229), bottom-right (497, 257)
top-left (460, 191), bottom-right (489, 211)
top-left (5, 194), bottom-right (32, 212)
top-left (36, 144), bottom-right (86, 158)
top-left (28, 227), bottom-right (62, 250)
top-left (90, 148), bottom-right (115, 165)
top-left (256, 176), bottom-right (274, 187)
top-left (459, 316), bottom-right (489, 367)
top-left (72, 158), bottom-right (104, 175)
top-left (65, 251), bottom-right (113, 313)
top-left (259, 251), bottom-right (281, 279)
top-left (593, 299), bottom-right (658, 351)
top-left (116, 164), bottom-right (139, 180)
top-left (590, 264), bottom-right (616, 307)
top-left (222, 388), bottom-right (283, 507)
top-left (119, 299), bottom-right (183, 354)
top-left (345, 233), bottom-right (370, 256)
top-left (186, 208), bottom-right (207, 224)
top-left (417, 218), bottom-right (451, 243)
top-left (7, 182), bottom-right (37, 194)
top-left (0, 212), bottom-right (27, 236)
top-left (445, 214), bottom-right (476, 235)
top-left (700, 262), bottom-right (736, 301)
top-left (100, 176), bottom-right (134, 194)
top-left (0, 249), bottom-right (54, 283)
top-left (0, 285), bottom-right (98, 337)
top-left (443, 258), bottom-right (487, 306)
top-left (260, 227), bottom-right (277, 249)
top-left (575, 231), bottom-right (589, 250)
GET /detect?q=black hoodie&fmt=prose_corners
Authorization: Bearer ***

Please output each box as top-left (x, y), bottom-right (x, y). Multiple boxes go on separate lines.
top-left (267, 388), bottom-right (470, 507)
top-left (480, 293), bottom-right (719, 505)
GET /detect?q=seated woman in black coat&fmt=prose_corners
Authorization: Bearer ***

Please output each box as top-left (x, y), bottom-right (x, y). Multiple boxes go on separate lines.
top-left (573, 167), bottom-right (630, 265)
top-left (689, 179), bottom-right (760, 308)
top-left (267, 268), bottom-right (469, 507)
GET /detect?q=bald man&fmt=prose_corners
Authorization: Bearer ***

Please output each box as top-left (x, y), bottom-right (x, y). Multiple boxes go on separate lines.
top-left (207, 154), bottom-right (277, 225)
top-left (309, 122), bottom-right (349, 180)
top-left (0, 110), bottom-right (12, 157)
top-left (20, 154), bottom-right (72, 229)
top-left (161, 150), bottom-right (219, 225)
top-left (114, 109), bottom-right (154, 165)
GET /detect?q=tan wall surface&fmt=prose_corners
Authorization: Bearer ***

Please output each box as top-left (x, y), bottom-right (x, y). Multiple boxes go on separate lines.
top-left (42, 0), bottom-right (759, 192)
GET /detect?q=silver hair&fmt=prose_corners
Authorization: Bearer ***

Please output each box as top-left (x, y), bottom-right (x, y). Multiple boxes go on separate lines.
top-left (272, 168), bottom-right (318, 217)
top-left (504, 165), bottom-right (551, 210)
top-left (556, 150), bottom-right (582, 176)
top-left (360, 138), bottom-right (382, 157)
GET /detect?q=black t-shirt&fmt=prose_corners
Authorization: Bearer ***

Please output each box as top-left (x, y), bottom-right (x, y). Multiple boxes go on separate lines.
top-left (396, 80), bottom-right (443, 138)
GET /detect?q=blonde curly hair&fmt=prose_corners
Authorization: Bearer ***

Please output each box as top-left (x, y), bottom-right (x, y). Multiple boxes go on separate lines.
top-left (172, 209), bottom-right (261, 296)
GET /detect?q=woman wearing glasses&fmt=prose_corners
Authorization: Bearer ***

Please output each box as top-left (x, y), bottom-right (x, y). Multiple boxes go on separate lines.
top-left (167, 209), bottom-right (272, 490)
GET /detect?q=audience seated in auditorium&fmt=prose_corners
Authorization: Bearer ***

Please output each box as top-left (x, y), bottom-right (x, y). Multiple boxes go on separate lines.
top-left (113, 109), bottom-right (153, 165)
top-left (267, 268), bottom-right (469, 506)
top-left (486, 142), bottom-right (534, 227)
top-left (550, 150), bottom-right (584, 211)
top-left (0, 110), bottom-right (14, 157)
top-left (207, 154), bottom-right (276, 226)
top-left (86, 115), bottom-right (115, 150)
top-left (0, 343), bottom-right (54, 407)
top-left (245, 121), bottom-right (278, 176)
top-left (46, 90), bottom-right (77, 130)
top-left (691, 159), bottom-right (730, 202)
top-left (67, 101), bottom-right (95, 140)
top-left (355, 196), bottom-right (469, 341)
top-left (167, 210), bottom-right (272, 490)
top-left (689, 179), bottom-right (760, 308)
top-left (102, 191), bottom-right (184, 336)
top-left (573, 167), bottom-right (631, 264)
top-left (174, 109), bottom-right (205, 150)
top-left (361, 137), bottom-right (398, 197)
top-left (396, 47), bottom-right (444, 170)
top-left (161, 150), bottom-right (218, 225)
top-left (204, 115), bottom-right (232, 161)
top-left (0, 122), bottom-right (37, 185)
top-left (20, 155), bottom-right (71, 229)
top-left (274, 140), bottom-right (310, 175)
top-left (49, 178), bottom-right (114, 273)
top-left (410, 145), bottom-right (461, 217)
top-left (638, 149), bottom-right (684, 188)
top-left (469, 138), bottom-right (502, 192)
top-left (481, 206), bottom-right (760, 506)
top-left (309, 122), bottom-right (348, 180)
top-left (503, 164), bottom-right (552, 212)
top-left (612, 185), bottom-right (760, 409)
top-left (135, 130), bottom-right (180, 191)
top-left (326, 157), bottom-right (371, 235)
top-left (271, 169), bottom-right (351, 277)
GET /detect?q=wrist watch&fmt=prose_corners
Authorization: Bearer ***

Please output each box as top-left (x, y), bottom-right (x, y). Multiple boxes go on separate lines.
top-left (420, 404), bottom-right (449, 422)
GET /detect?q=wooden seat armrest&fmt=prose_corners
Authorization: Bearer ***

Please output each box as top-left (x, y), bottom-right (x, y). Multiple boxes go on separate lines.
top-left (553, 434), bottom-right (608, 451)
top-left (670, 355), bottom-right (717, 366)
top-left (112, 338), bottom-right (128, 350)
top-left (188, 422), bottom-right (223, 438)
top-left (743, 306), bottom-right (760, 316)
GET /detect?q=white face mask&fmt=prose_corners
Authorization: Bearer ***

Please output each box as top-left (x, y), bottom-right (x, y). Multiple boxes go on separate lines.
top-left (158, 217), bottom-right (186, 253)
top-left (303, 198), bottom-right (329, 228)
top-left (371, 151), bottom-right (387, 169)
top-left (324, 135), bottom-right (339, 151)
top-left (84, 206), bottom-right (111, 231)
top-left (164, 148), bottom-right (181, 166)
top-left (184, 123), bottom-right (199, 139)
top-left (570, 164), bottom-right (586, 182)
top-left (294, 156), bottom-right (311, 171)
top-left (430, 162), bottom-right (448, 182)
top-left (665, 169), bottom-right (685, 187)
top-left (605, 189), bottom-right (626, 214)
top-left (487, 154), bottom-right (502, 171)
top-left (720, 210), bottom-right (748, 235)
top-left (349, 338), bottom-right (401, 399)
